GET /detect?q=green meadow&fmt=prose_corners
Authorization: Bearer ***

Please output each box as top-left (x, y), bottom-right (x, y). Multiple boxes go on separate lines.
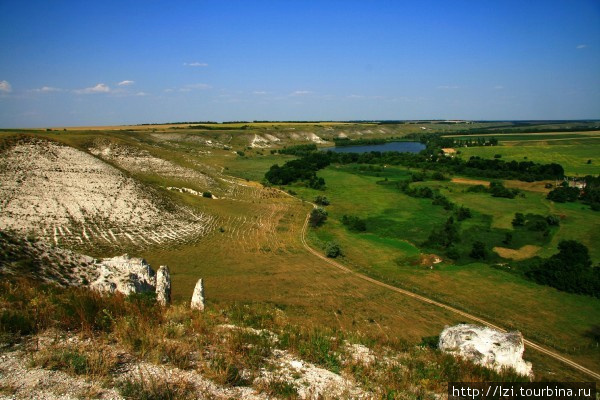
top-left (283, 163), bottom-right (600, 371)
top-left (458, 140), bottom-right (600, 176)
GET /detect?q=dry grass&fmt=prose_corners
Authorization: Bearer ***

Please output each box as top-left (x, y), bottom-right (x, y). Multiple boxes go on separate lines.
top-left (451, 177), bottom-right (490, 186)
top-left (30, 342), bottom-right (119, 378)
top-left (0, 277), bottom-right (538, 397)
top-left (504, 180), bottom-right (554, 193)
top-left (493, 245), bottom-right (542, 261)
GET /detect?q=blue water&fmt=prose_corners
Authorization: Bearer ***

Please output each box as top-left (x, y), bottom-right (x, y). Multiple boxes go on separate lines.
top-left (323, 141), bottom-right (425, 154)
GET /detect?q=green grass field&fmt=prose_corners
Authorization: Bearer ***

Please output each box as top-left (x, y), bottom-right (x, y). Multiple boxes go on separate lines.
top-left (458, 141), bottom-right (600, 176)
top-left (283, 164), bottom-right (600, 372)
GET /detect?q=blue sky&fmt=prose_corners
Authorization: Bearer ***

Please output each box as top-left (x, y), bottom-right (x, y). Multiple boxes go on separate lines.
top-left (0, 0), bottom-right (599, 127)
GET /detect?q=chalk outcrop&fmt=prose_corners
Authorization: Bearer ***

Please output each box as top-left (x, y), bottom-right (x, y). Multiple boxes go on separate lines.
top-left (90, 254), bottom-right (156, 295)
top-left (191, 278), bottom-right (205, 311)
top-left (439, 324), bottom-right (533, 378)
top-left (0, 137), bottom-right (215, 251)
top-left (155, 265), bottom-right (171, 306)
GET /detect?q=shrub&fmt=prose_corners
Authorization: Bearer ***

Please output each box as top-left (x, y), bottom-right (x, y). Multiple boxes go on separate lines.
top-left (309, 208), bottom-right (328, 227)
top-left (432, 193), bottom-right (454, 210)
top-left (425, 217), bottom-right (459, 249)
top-left (525, 218), bottom-right (548, 232)
top-left (546, 186), bottom-right (580, 203)
top-left (314, 195), bottom-right (330, 206)
top-left (431, 171), bottom-right (447, 181)
top-left (118, 374), bottom-right (196, 400)
top-left (469, 241), bottom-right (487, 260)
top-left (202, 191), bottom-right (212, 198)
top-left (341, 215), bottom-right (367, 232)
top-left (325, 242), bottom-right (341, 258)
top-left (466, 184), bottom-right (488, 193)
top-left (512, 213), bottom-right (525, 227)
top-left (445, 246), bottom-right (460, 260)
top-left (489, 181), bottom-right (517, 199)
top-left (456, 206), bottom-right (472, 221)
top-left (420, 335), bottom-right (439, 349)
top-left (411, 172), bottom-right (426, 182)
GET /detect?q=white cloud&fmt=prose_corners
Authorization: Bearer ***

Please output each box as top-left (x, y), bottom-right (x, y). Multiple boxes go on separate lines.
top-left (75, 83), bottom-right (110, 94)
top-left (184, 83), bottom-right (211, 90)
top-left (118, 80), bottom-right (135, 86)
top-left (31, 86), bottom-right (62, 93)
top-left (0, 80), bottom-right (12, 93)
top-left (290, 90), bottom-right (312, 96)
top-left (184, 62), bottom-right (208, 67)
top-left (576, 44), bottom-right (588, 49)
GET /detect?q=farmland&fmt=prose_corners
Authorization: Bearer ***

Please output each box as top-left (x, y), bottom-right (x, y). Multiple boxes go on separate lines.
top-left (448, 131), bottom-right (600, 176)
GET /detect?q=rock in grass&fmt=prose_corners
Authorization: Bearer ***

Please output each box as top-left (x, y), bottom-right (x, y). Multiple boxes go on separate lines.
top-left (190, 278), bottom-right (205, 311)
top-left (91, 254), bottom-right (156, 295)
top-left (438, 324), bottom-right (533, 378)
top-left (155, 265), bottom-right (171, 306)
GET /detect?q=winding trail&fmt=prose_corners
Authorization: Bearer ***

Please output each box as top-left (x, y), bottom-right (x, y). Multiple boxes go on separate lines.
top-left (299, 203), bottom-right (600, 380)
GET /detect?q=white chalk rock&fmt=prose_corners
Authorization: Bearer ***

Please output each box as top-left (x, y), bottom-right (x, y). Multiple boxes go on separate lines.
top-left (155, 265), bottom-right (171, 306)
top-left (190, 278), bottom-right (205, 311)
top-left (439, 324), bottom-right (533, 378)
top-left (91, 254), bottom-right (156, 295)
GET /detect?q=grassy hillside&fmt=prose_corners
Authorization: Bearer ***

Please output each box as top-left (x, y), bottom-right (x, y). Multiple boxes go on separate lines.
top-left (1, 123), bottom-right (599, 384)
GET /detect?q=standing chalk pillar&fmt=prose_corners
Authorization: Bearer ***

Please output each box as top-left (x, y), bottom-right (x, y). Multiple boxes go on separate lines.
top-left (155, 265), bottom-right (171, 306)
top-left (190, 278), bottom-right (205, 311)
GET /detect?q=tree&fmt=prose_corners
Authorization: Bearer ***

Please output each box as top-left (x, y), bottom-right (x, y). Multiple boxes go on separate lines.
top-left (314, 195), bottom-right (330, 206)
top-left (309, 207), bottom-right (328, 227)
top-left (526, 240), bottom-right (599, 297)
top-left (546, 215), bottom-right (560, 226)
top-left (512, 213), bottom-right (525, 227)
top-left (325, 242), bottom-right (341, 258)
top-left (469, 241), bottom-right (487, 260)
top-left (341, 215), bottom-right (367, 232)
top-left (546, 186), bottom-right (580, 203)
top-left (426, 217), bottom-right (459, 249)
top-left (489, 181), bottom-right (517, 199)
top-left (456, 206), bottom-right (472, 221)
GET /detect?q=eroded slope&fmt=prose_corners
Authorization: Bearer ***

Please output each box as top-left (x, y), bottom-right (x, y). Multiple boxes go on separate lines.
top-left (0, 138), bottom-right (214, 251)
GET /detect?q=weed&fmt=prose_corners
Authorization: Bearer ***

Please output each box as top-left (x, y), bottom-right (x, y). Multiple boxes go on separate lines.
top-left (31, 344), bottom-right (117, 378)
top-left (118, 372), bottom-right (195, 400)
top-left (257, 379), bottom-right (299, 398)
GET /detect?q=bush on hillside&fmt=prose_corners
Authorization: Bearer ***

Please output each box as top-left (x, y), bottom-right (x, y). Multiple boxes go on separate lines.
top-left (309, 208), bottom-right (328, 227)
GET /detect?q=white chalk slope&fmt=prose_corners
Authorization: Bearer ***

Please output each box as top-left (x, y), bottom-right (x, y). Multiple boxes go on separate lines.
top-left (0, 138), bottom-right (214, 249)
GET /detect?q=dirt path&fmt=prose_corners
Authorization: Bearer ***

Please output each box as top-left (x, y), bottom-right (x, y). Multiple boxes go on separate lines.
top-left (298, 202), bottom-right (600, 381)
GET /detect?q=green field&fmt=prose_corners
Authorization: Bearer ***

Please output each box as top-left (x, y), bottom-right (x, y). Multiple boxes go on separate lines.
top-left (459, 142), bottom-right (600, 176)
top-left (282, 164), bottom-right (600, 372)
